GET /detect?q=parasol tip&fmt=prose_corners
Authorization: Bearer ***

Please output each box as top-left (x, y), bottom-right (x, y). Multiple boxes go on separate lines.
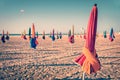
top-left (94, 3), bottom-right (97, 6)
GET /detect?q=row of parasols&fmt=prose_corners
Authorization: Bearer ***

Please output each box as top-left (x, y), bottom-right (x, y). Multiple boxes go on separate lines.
top-left (0, 26), bottom-right (115, 45)
top-left (21, 26), bottom-right (62, 41)
top-left (20, 23), bottom-right (63, 49)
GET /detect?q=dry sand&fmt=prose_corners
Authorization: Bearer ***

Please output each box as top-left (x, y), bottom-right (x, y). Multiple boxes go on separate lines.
top-left (0, 35), bottom-right (120, 80)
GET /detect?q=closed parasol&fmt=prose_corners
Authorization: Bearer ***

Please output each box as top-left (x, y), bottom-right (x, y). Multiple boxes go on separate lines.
top-left (109, 28), bottom-right (115, 41)
top-left (52, 29), bottom-right (55, 41)
top-left (75, 4), bottom-right (100, 75)
top-left (103, 30), bottom-right (107, 38)
top-left (28, 27), bottom-right (31, 40)
top-left (42, 30), bottom-right (45, 40)
top-left (30, 23), bottom-right (38, 49)
top-left (1, 30), bottom-right (5, 43)
top-left (6, 31), bottom-right (10, 40)
top-left (69, 25), bottom-right (74, 43)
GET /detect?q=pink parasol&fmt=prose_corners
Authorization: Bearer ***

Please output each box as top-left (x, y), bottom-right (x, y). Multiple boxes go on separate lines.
top-left (109, 28), bottom-right (115, 42)
top-left (75, 4), bottom-right (100, 75)
top-left (69, 25), bottom-right (74, 43)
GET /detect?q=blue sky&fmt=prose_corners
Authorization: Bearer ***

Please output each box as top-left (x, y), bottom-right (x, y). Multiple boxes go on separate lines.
top-left (0, 0), bottom-right (120, 34)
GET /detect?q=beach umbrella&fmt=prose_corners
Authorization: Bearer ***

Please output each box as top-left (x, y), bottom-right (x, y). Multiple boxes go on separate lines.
top-left (109, 28), bottom-right (115, 41)
top-left (51, 29), bottom-right (55, 47)
top-left (30, 23), bottom-right (38, 49)
top-left (69, 25), bottom-right (75, 53)
top-left (52, 29), bottom-right (55, 41)
top-left (28, 27), bottom-right (31, 40)
top-left (80, 34), bottom-right (82, 38)
top-left (36, 32), bottom-right (39, 38)
top-left (49, 32), bottom-right (52, 38)
top-left (59, 32), bottom-right (62, 39)
top-left (42, 30), bottom-right (45, 40)
top-left (69, 25), bottom-right (74, 43)
top-left (1, 30), bottom-right (5, 43)
top-left (75, 4), bottom-right (100, 77)
top-left (103, 30), bottom-right (107, 38)
top-left (23, 30), bottom-right (27, 40)
top-left (6, 31), bottom-right (10, 40)
top-left (32, 24), bottom-right (35, 38)
top-left (68, 30), bottom-right (71, 38)
top-left (57, 32), bottom-right (59, 39)
top-left (21, 30), bottom-right (27, 40)
top-left (72, 25), bottom-right (74, 36)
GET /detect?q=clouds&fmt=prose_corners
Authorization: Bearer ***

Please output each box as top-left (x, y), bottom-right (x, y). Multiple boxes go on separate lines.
top-left (20, 9), bottom-right (25, 13)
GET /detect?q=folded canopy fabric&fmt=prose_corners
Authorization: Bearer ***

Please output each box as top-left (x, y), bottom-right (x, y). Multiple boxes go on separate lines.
top-left (30, 37), bottom-right (38, 49)
top-left (109, 28), bottom-right (115, 41)
top-left (82, 47), bottom-right (100, 74)
top-left (69, 35), bottom-right (74, 43)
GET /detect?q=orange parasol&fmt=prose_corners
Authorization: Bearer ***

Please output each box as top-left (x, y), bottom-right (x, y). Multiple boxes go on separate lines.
top-left (32, 23), bottom-right (35, 38)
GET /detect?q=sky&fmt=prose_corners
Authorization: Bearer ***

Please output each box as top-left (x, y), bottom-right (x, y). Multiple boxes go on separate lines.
top-left (0, 0), bottom-right (120, 34)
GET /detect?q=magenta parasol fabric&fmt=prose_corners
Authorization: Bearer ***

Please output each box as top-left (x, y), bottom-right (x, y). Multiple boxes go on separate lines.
top-left (75, 4), bottom-right (100, 74)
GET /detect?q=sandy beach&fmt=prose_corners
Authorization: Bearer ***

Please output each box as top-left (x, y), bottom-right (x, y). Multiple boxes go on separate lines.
top-left (0, 35), bottom-right (120, 80)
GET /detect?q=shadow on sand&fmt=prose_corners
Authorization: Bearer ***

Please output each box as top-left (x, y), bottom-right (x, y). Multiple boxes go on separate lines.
top-left (116, 52), bottom-right (120, 54)
top-left (36, 63), bottom-right (77, 67)
top-left (38, 49), bottom-right (60, 52)
top-left (97, 47), bottom-right (120, 52)
top-left (54, 77), bottom-right (112, 80)
top-left (99, 56), bottom-right (120, 59)
top-left (0, 57), bottom-right (21, 61)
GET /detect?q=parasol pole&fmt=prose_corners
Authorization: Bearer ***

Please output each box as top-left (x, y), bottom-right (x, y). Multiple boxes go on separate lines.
top-left (71, 25), bottom-right (74, 53)
top-left (71, 43), bottom-right (73, 54)
top-left (82, 72), bottom-right (85, 80)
